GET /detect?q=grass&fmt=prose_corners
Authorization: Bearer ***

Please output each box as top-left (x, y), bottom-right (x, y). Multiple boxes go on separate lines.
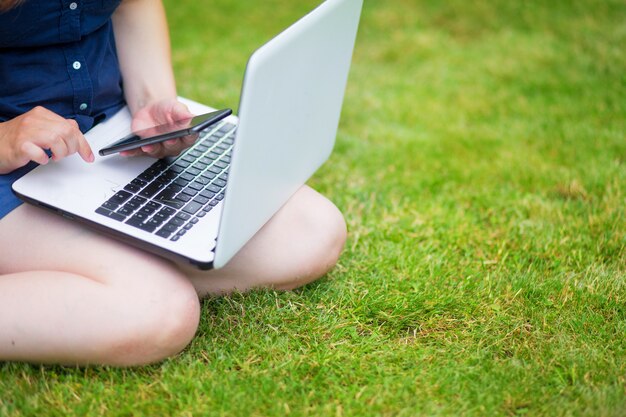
top-left (1, 0), bottom-right (625, 415)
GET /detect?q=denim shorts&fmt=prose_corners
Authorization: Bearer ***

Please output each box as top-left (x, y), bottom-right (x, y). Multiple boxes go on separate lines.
top-left (0, 162), bottom-right (39, 220)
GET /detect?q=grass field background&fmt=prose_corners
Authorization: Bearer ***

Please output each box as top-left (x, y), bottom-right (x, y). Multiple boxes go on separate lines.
top-left (1, 0), bottom-right (625, 415)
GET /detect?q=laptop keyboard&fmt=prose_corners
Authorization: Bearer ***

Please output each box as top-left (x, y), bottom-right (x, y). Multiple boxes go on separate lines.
top-left (95, 121), bottom-right (236, 241)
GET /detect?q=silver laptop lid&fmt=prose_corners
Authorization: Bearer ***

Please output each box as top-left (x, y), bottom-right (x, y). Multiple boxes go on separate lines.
top-left (213, 0), bottom-right (363, 268)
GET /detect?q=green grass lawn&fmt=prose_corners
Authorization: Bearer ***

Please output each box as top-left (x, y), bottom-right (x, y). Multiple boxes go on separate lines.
top-left (1, 0), bottom-right (625, 415)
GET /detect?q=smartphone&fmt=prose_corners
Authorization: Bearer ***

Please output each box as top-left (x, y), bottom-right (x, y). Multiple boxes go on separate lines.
top-left (98, 108), bottom-right (232, 156)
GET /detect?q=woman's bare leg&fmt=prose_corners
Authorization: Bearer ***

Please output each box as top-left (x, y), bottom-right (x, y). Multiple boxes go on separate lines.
top-left (183, 186), bottom-right (347, 296)
top-left (0, 185), bottom-right (346, 365)
top-left (0, 205), bottom-right (200, 366)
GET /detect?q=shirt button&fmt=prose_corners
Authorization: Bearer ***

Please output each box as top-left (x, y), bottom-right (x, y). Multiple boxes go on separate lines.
top-left (72, 61), bottom-right (81, 70)
top-left (69, 2), bottom-right (78, 10)
top-left (79, 103), bottom-right (88, 111)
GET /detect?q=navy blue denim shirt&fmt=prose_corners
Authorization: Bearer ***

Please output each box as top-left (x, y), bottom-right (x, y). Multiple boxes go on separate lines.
top-left (0, 0), bottom-right (126, 132)
top-left (0, 0), bottom-right (126, 218)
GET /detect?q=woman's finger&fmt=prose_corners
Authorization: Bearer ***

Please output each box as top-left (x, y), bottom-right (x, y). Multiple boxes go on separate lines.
top-left (141, 143), bottom-right (164, 157)
top-left (20, 141), bottom-right (50, 166)
top-left (48, 133), bottom-right (70, 161)
top-left (60, 119), bottom-right (94, 162)
top-left (182, 133), bottom-right (198, 146)
top-left (73, 131), bottom-right (94, 163)
top-left (169, 101), bottom-right (193, 121)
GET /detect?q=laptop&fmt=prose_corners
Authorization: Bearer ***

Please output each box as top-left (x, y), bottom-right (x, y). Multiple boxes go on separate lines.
top-left (12, 0), bottom-right (363, 270)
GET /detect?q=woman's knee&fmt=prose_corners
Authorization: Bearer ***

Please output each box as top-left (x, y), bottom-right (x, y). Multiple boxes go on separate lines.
top-left (101, 268), bottom-right (201, 366)
top-left (276, 192), bottom-right (347, 290)
top-left (182, 187), bottom-right (347, 296)
top-left (308, 196), bottom-right (347, 275)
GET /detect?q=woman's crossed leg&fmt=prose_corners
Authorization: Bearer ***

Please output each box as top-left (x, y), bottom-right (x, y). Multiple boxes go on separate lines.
top-left (0, 185), bottom-right (346, 366)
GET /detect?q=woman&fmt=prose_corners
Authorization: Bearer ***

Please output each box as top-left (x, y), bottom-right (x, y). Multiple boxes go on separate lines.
top-left (0, 0), bottom-right (346, 365)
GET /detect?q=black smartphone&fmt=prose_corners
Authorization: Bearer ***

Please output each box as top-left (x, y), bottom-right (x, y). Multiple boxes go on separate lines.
top-left (98, 108), bottom-right (232, 156)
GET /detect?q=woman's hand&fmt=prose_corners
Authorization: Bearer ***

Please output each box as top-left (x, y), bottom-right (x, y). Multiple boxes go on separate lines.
top-left (122, 99), bottom-right (197, 159)
top-left (0, 106), bottom-right (94, 175)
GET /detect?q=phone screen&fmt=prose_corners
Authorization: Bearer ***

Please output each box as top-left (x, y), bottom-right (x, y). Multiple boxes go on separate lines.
top-left (99, 109), bottom-right (231, 156)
